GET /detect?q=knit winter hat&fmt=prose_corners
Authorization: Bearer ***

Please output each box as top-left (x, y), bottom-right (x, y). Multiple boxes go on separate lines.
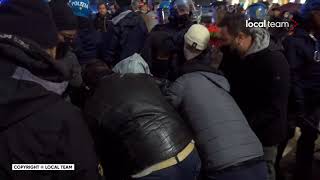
top-left (184, 24), bottom-right (210, 51)
top-left (69, 0), bottom-right (91, 18)
top-left (50, 0), bottom-right (78, 31)
top-left (301, 0), bottom-right (320, 19)
top-left (0, 0), bottom-right (58, 48)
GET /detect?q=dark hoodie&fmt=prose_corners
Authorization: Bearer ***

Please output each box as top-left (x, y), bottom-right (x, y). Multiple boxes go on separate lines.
top-left (0, 34), bottom-right (99, 180)
top-left (227, 28), bottom-right (290, 146)
top-left (222, 28), bottom-right (289, 146)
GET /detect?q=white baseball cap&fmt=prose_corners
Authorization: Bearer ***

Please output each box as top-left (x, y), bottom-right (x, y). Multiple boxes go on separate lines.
top-left (184, 24), bottom-right (210, 60)
top-left (184, 24), bottom-right (210, 51)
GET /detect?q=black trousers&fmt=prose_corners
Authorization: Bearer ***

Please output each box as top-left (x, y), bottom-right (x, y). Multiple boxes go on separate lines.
top-left (294, 122), bottom-right (319, 180)
top-left (276, 95), bottom-right (320, 180)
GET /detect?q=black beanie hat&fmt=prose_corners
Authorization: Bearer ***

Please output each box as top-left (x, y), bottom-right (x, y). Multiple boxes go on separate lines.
top-left (50, 0), bottom-right (78, 31)
top-left (116, 0), bottom-right (131, 8)
top-left (0, 0), bottom-right (58, 48)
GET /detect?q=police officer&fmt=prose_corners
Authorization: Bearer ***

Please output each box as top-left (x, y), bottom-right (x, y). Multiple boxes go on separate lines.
top-left (146, 0), bottom-right (196, 80)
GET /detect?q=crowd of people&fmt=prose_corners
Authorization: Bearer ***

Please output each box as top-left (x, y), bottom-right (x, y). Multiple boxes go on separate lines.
top-left (0, 0), bottom-right (320, 180)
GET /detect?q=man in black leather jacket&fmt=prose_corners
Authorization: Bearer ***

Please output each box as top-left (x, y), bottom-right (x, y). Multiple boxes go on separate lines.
top-left (84, 73), bottom-right (200, 180)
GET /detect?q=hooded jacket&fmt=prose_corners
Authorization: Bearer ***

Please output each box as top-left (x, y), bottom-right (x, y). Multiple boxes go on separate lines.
top-left (100, 8), bottom-right (148, 66)
top-left (0, 34), bottom-right (99, 180)
top-left (165, 55), bottom-right (264, 171)
top-left (84, 73), bottom-right (193, 177)
top-left (226, 28), bottom-right (290, 146)
top-left (112, 53), bottom-right (151, 74)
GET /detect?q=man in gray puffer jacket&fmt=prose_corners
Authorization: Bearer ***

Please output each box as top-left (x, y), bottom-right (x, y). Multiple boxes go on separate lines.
top-left (165, 24), bottom-right (267, 180)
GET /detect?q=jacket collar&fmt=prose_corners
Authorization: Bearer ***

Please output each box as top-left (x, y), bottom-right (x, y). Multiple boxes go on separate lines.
top-left (180, 51), bottom-right (220, 76)
top-left (181, 62), bottom-right (218, 75)
top-left (12, 66), bottom-right (68, 95)
top-left (244, 28), bottom-right (270, 57)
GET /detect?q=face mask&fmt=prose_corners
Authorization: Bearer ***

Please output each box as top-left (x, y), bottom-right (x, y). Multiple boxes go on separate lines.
top-left (151, 60), bottom-right (170, 78)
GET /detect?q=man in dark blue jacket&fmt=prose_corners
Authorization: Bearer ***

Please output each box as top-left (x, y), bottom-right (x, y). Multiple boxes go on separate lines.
top-left (283, 1), bottom-right (320, 179)
top-left (99, 0), bottom-right (148, 66)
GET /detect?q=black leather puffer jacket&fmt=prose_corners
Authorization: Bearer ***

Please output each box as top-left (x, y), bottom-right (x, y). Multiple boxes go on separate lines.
top-left (84, 73), bottom-right (192, 177)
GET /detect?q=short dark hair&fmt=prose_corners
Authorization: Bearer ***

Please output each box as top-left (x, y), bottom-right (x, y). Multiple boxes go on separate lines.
top-left (97, 2), bottom-right (107, 9)
top-left (218, 13), bottom-right (251, 37)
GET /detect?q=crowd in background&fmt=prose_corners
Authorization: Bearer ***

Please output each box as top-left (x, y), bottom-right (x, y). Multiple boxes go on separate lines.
top-left (0, 0), bottom-right (320, 180)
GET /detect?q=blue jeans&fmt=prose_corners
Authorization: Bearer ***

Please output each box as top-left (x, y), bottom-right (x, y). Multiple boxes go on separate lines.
top-left (135, 149), bottom-right (201, 180)
top-left (201, 161), bottom-right (268, 180)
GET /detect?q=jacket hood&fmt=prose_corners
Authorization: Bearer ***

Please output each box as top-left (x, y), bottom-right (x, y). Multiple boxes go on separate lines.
top-left (111, 10), bottom-right (132, 25)
top-left (181, 52), bottom-right (230, 91)
top-left (0, 33), bottom-right (78, 83)
top-left (112, 53), bottom-right (151, 74)
top-left (12, 66), bottom-right (69, 95)
top-left (245, 28), bottom-right (270, 57)
top-left (198, 71), bottom-right (230, 92)
top-left (0, 34), bottom-right (68, 132)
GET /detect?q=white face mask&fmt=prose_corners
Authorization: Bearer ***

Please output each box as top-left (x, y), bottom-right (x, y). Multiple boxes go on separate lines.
top-left (184, 44), bottom-right (202, 61)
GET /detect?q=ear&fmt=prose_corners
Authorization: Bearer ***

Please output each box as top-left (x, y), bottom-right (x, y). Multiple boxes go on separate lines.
top-left (237, 32), bottom-right (248, 41)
